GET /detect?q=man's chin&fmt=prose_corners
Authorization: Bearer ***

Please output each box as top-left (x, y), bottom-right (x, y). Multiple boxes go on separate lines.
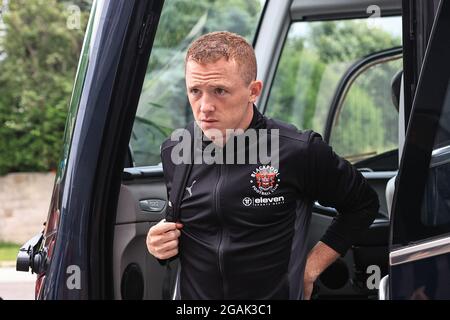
top-left (199, 122), bottom-right (219, 133)
top-left (201, 123), bottom-right (216, 131)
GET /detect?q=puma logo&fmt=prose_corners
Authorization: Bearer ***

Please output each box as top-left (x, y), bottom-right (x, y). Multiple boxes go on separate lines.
top-left (185, 180), bottom-right (197, 198)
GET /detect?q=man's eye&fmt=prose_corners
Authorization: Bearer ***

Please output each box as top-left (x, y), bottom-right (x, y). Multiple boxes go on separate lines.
top-left (215, 88), bottom-right (226, 96)
top-left (190, 89), bottom-right (200, 95)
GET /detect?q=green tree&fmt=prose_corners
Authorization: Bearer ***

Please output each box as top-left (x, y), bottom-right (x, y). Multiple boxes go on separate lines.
top-left (60, 0), bottom-right (92, 12)
top-left (310, 20), bottom-right (400, 63)
top-left (0, 0), bottom-right (90, 174)
top-left (268, 19), bottom-right (402, 163)
top-left (330, 86), bottom-right (384, 159)
top-left (309, 21), bottom-right (401, 160)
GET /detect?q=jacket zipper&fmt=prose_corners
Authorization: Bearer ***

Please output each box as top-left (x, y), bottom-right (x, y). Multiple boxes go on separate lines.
top-left (215, 163), bottom-right (227, 298)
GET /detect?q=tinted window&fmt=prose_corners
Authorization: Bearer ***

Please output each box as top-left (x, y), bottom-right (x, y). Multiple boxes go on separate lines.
top-left (330, 56), bottom-right (402, 169)
top-left (419, 87), bottom-right (450, 234)
top-left (391, 4), bottom-right (450, 245)
top-left (266, 17), bottom-right (402, 159)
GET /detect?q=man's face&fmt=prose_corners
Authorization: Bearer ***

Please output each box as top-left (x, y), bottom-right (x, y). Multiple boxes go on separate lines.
top-left (185, 58), bottom-right (262, 142)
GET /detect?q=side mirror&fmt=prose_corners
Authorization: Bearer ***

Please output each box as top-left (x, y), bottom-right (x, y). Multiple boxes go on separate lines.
top-left (16, 232), bottom-right (45, 274)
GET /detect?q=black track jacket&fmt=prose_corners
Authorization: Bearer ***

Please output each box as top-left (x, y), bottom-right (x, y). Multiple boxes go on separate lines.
top-left (159, 105), bottom-right (379, 300)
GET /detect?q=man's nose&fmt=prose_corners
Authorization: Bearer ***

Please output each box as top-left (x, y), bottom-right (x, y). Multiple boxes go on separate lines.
top-left (199, 94), bottom-right (215, 113)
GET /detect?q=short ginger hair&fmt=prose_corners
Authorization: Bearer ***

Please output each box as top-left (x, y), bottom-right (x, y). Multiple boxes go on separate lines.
top-left (185, 31), bottom-right (257, 85)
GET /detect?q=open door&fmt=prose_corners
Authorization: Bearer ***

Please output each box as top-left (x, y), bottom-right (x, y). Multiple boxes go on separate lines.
top-left (386, 0), bottom-right (450, 299)
top-left (16, 0), bottom-right (166, 299)
top-left (263, 1), bottom-right (403, 298)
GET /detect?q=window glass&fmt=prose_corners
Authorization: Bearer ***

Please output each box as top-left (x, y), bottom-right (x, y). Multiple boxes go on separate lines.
top-left (59, 0), bottom-right (96, 178)
top-left (130, 0), bottom-right (266, 167)
top-left (419, 86), bottom-right (450, 236)
top-left (266, 17), bottom-right (402, 144)
top-left (330, 57), bottom-right (403, 167)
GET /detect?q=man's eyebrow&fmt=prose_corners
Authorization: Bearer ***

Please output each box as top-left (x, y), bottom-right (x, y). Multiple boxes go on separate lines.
top-left (207, 82), bottom-right (233, 89)
top-left (188, 83), bottom-right (233, 90)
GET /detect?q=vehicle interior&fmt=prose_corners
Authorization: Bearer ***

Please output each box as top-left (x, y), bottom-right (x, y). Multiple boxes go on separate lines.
top-left (113, 0), bottom-right (405, 299)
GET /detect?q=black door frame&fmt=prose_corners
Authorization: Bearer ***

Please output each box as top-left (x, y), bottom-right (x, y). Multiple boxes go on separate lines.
top-left (41, 0), bottom-right (165, 299)
top-left (389, 0), bottom-right (450, 299)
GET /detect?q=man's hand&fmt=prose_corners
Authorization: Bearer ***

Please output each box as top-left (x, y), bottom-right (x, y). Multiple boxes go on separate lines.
top-left (303, 241), bottom-right (340, 300)
top-left (146, 219), bottom-right (183, 260)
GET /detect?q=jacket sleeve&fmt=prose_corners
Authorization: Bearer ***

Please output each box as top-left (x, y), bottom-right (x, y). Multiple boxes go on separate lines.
top-left (304, 131), bottom-right (380, 256)
top-left (156, 140), bottom-right (176, 266)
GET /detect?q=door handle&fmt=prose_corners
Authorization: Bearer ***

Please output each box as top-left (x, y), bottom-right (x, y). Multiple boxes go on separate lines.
top-left (139, 199), bottom-right (166, 212)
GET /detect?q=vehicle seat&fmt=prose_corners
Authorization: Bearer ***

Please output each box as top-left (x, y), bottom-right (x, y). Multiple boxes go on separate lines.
top-left (385, 70), bottom-right (404, 218)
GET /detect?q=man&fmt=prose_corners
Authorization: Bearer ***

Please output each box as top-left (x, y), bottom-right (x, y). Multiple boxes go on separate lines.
top-left (146, 31), bottom-right (379, 300)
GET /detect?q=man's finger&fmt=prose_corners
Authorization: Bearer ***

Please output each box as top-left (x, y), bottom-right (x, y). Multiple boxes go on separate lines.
top-left (159, 248), bottom-right (179, 260)
top-left (163, 229), bottom-right (181, 241)
top-left (150, 220), bottom-right (179, 235)
top-left (160, 239), bottom-right (179, 252)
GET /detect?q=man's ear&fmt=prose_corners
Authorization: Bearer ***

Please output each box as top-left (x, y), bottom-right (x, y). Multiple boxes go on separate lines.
top-left (249, 80), bottom-right (263, 103)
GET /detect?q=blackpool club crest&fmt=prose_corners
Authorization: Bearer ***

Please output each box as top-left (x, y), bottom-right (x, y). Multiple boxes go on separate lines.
top-left (250, 165), bottom-right (280, 196)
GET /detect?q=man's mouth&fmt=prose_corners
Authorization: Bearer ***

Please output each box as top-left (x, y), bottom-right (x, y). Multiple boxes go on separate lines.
top-left (201, 119), bottom-right (218, 123)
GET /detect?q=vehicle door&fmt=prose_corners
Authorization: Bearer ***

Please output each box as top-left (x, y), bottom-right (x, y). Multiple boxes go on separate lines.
top-left (115, 0), bottom-right (269, 300)
top-left (384, 0), bottom-right (450, 300)
top-left (263, 0), bottom-right (402, 298)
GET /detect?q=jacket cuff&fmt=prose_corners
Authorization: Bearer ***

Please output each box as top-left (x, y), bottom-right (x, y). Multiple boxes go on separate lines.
top-left (156, 255), bottom-right (179, 266)
top-left (320, 224), bottom-right (352, 257)
top-left (157, 258), bottom-right (168, 266)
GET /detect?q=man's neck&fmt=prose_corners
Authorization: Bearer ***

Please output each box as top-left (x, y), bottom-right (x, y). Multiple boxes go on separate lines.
top-left (238, 103), bottom-right (255, 132)
top-left (216, 103), bottom-right (254, 147)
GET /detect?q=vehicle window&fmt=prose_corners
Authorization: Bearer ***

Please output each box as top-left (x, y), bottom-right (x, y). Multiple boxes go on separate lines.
top-left (266, 17), bottom-right (402, 148)
top-left (129, 0), bottom-right (267, 167)
top-left (59, 1), bottom-right (97, 177)
top-left (419, 86), bottom-right (450, 237)
top-left (330, 56), bottom-right (403, 169)
top-left (390, 2), bottom-right (450, 247)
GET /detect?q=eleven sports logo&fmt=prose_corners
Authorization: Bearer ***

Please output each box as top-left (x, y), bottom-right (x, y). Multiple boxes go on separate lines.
top-left (242, 165), bottom-right (285, 207)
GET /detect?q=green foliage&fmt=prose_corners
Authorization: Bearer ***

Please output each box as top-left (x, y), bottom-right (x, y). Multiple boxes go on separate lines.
top-left (330, 58), bottom-right (403, 160)
top-left (310, 21), bottom-right (400, 63)
top-left (268, 40), bottom-right (327, 132)
top-left (331, 86), bottom-right (384, 159)
top-left (267, 19), bottom-right (402, 163)
top-left (0, 1), bottom-right (403, 171)
top-left (0, 0), bottom-right (90, 175)
top-left (0, 242), bottom-right (20, 261)
top-left (61, 0), bottom-right (92, 12)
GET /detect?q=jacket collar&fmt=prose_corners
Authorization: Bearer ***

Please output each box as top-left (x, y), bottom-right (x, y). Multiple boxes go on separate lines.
top-left (201, 104), bottom-right (266, 150)
top-left (247, 104), bottom-right (266, 130)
